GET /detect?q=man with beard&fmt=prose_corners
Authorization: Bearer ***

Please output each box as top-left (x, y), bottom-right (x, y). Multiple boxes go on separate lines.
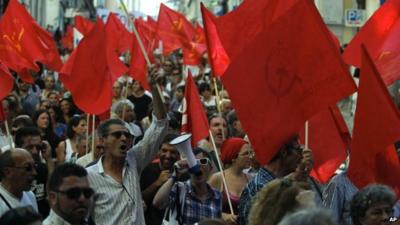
top-left (0, 148), bottom-right (38, 216)
top-left (15, 126), bottom-right (55, 218)
top-left (199, 114), bottom-right (228, 151)
top-left (199, 114), bottom-right (228, 171)
top-left (44, 163), bottom-right (93, 225)
top-left (140, 133), bottom-right (180, 225)
top-left (86, 67), bottom-right (168, 225)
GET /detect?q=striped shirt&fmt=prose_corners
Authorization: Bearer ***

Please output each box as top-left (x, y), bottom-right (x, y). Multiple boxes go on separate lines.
top-left (86, 117), bottom-right (168, 225)
top-left (238, 168), bottom-right (276, 225)
top-left (323, 173), bottom-right (358, 225)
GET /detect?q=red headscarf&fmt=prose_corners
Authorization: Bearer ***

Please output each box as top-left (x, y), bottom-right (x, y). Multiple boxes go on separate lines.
top-left (220, 138), bottom-right (247, 165)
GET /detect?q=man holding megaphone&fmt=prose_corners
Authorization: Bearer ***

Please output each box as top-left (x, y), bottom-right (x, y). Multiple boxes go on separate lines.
top-left (153, 145), bottom-right (222, 225)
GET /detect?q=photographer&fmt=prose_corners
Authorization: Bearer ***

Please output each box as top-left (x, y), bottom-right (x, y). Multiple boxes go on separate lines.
top-left (153, 148), bottom-right (222, 225)
top-left (15, 126), bottom-right (54, 218)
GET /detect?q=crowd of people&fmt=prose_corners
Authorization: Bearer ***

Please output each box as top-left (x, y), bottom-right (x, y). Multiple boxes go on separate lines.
top-left (0, 37), bottom-right (399, 225)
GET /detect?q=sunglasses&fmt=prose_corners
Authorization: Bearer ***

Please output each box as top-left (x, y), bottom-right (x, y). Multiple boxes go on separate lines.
top-left (107, 131), bottom-right (132, 139)
top-left (57, 187), bottom-right (94, 199)
top-left (11, 163), bottom-right (37, 172)
top-left (197, 158), bottom-right (210, 166)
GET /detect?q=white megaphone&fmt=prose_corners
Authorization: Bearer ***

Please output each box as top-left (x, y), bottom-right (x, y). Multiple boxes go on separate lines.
top-left (170, 133), bottom-right (201, 176)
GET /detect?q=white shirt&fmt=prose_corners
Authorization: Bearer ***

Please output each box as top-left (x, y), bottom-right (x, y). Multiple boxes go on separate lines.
top-left (0, 183), bottom-right (38, 216)
top-left (76, 153), bottom-right (94, 168)
top-left (86, 116), bottom-right (168, 225)
top-left (43, 209), bottom-right (72, 225)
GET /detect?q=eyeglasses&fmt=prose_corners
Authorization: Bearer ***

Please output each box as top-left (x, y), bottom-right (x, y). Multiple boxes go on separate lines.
top-left (10, 163), bottom-right (37, 172)
top-left (56, 187), bottom-right (94, 199)
top-left (239, 151), bottom-right (255, 158)
top-left (197, 158), bottom-right (210, 166)
top-left (107, 131), bottom-right (132, 139)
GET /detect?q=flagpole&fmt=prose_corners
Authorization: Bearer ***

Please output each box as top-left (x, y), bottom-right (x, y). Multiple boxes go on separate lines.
top-left (121, 80), bottom-right (130, 120)
top-left (4, 120), bottom-right (12, 149)
top-left (86, 114), bottom-right (90, 155)
top-left (212, 77), bottom-right (222, 113)
top-left (211, 77), bottom-right (225, 141)
top-left (208, 129), bottom-right (234, 215)
top-left (118, 0), bottom-right (165, 103)
top-left (91, 115), bottom-right (96, 155)
top-left (305, 121), bottom-right (309, 149)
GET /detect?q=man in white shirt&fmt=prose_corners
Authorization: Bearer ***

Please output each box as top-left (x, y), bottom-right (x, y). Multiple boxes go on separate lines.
top-left (0, 148), bottom-right (38, 216)
top-left (86, 67), bottom-right (168, 225)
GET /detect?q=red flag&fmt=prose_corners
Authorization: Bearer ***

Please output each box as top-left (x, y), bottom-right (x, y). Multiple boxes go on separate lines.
top-left (343, 0), bottom-right (400, 85)
top-left (62, 25), bottom-right (74, 50)
top-left (60, 20), bottom-right (128, 115)
top-left (0, 62), bottom-right (14, 101)
top-left (374, 18), bottom-right (400, 85)
top-left (329, 31), bottom-right (341, 52)
top-left (201, 5), bottom-right (229, 76)
top-left (75, 15), bottom-right (95, 36)
top-left (181, 73), bottom-right (210, 147)
top-left (129, 18), bottom-right (157, 91)
top-left (105, 13), bottom-right (133, 55)
top-left (145, 17), bottom-right (159, 44)
top-left (221, 0), bottom-right (356, 165)
top-left (300, 106), bottom-right (350, 183)
top-left (0, 0), bottom-right (62, 83)
top-left (348, 46), bottom-right (400, 195)
top-left (156, 3), bottom-right (196, 55)
top-left (201, 0), bottom-right (287, 77)
top-left (182, 24), bottom-right (207, 65)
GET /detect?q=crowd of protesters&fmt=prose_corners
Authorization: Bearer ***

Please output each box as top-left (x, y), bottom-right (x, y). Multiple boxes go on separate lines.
top-left (0, 47), bottom-right (399, 225)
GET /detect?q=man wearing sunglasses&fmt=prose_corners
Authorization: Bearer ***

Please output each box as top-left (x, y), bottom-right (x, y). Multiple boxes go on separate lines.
top-left (15, 126), bottom-right (54, 218)
top-left (0, 148), bottom-right (38, 216)
top-left (86, 67), bottom-right (168, 225)
top-left (44, 163), bottom-right (93, 225)
top-left (153, 148), bottom-right (222, 225)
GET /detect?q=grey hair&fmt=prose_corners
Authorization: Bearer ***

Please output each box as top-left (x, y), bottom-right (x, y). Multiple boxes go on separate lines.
top-left (111, 99), bottom-right (135, 115)
top-left (97, 119), bottom-right (126, 138)
top-left (350, 184), bottom-right (396, 225)
top-left (278, 208), bottom-right (338, 225)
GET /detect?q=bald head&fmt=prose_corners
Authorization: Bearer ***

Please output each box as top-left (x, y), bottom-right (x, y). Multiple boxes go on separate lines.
top-left (12, 148), bottom-right (34, 163)
top-left (0, 148), bottom-right (37, 196)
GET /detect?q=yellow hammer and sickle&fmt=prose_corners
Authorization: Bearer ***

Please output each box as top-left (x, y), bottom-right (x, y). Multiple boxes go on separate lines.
top-left (378, 51), bottom-right (391, 61)
top-left (2, 24), bottom-right (24, 52)
top-left (171, 19), bottom-right (183, 32)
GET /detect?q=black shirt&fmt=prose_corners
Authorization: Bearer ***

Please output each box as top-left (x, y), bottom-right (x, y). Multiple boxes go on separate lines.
top-left (127, 94), bottom-right (152, 121)
top-left (140, 163), bottom-right (165, 225)
top-left (31, 162), bottom-right (50, 218)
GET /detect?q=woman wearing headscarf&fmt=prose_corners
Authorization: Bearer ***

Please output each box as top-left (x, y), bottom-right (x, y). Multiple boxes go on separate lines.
top-left (209, 138), bottom-right (255, 224)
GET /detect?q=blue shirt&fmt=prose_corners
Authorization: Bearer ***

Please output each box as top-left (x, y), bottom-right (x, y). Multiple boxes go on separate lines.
top-left (238, 168), bottom-right (276, 225)
top-left (323, 173), bottom-right (358, 225)
top-left (169, 180), bottom-right (222, 225)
